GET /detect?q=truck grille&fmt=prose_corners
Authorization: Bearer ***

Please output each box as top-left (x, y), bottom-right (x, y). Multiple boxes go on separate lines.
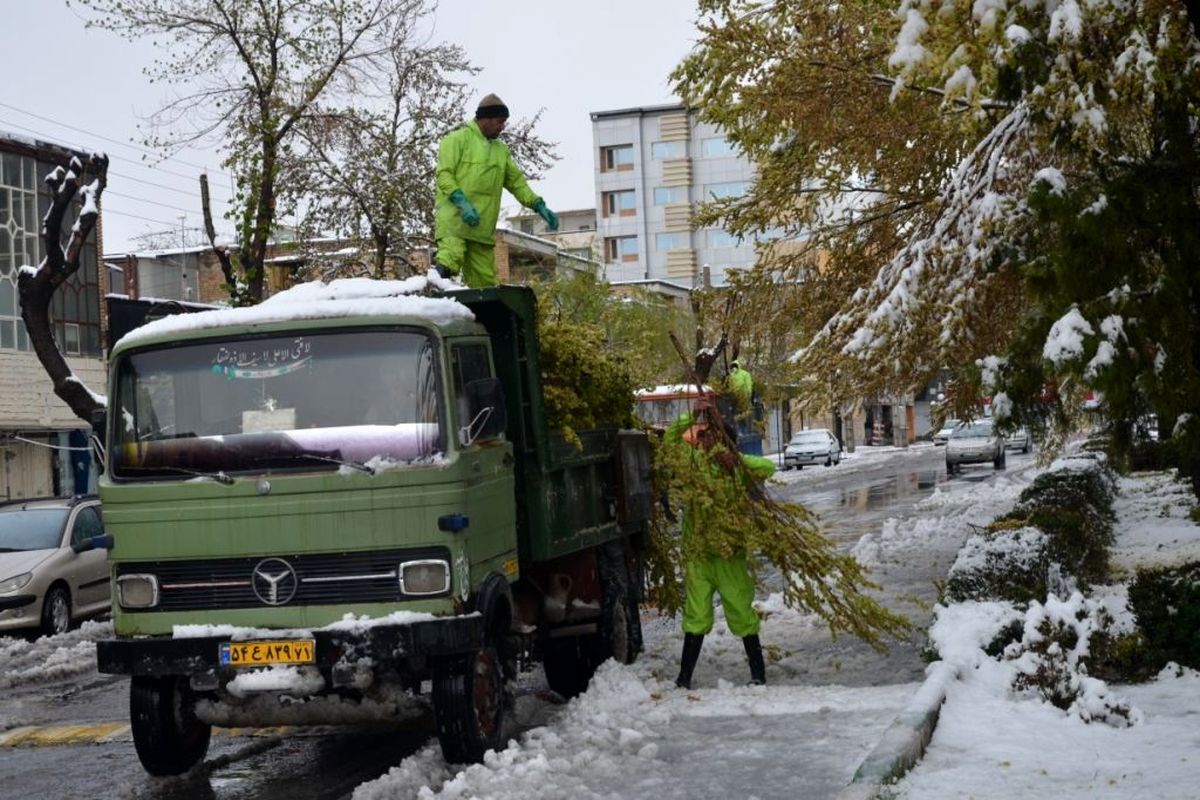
top-left (118, 547), bottom-right (451, 612)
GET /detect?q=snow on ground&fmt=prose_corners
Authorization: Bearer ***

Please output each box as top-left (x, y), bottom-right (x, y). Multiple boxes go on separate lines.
top-left (893, 469), bottom-right (1200, 799)
top-left (0, 619), bottom-right (112, 691)
top-left (770, 443), bottom-right (937, 486)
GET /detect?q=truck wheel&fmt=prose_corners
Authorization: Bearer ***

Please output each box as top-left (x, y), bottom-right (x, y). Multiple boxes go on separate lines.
top-left (432, 645), bottom-right (505, 764)
top-left (130, 675), bottom-right (211, 776)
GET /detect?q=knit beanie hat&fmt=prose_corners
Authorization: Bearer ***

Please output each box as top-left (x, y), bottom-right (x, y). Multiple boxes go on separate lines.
top-left (476, 93), bottom-right (510, 119)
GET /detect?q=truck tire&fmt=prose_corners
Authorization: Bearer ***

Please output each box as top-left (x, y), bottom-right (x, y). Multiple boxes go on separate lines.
top-left (130, 675), bottom-right (211, 776)
top-left (432, 645), bottom-right (505, 764)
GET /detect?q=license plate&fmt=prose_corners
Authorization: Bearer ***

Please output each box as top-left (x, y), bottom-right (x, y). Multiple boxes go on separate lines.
top-left (219, 639), bottom-right (316, 667)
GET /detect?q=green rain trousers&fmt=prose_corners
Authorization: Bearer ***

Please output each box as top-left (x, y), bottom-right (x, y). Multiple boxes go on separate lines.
top-left (683, 551), bottom-right (760, 637)
top-left (665, 413), bottom-right (776, 638)
top-left (436, 237), bottom-right (497, 289)
top-left (434, 119), bottom-right (541, 286)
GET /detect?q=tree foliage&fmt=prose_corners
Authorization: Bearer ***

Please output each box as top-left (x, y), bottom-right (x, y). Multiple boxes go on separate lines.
top-left (674, 0), bottom-right (1200, 486)
top-left (73, 0), bottom-right (425, 304)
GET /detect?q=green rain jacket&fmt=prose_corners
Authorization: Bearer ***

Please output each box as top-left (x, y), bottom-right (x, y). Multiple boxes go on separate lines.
top-left (664, 413), bottom-right (776, 548)
top-left (435, 120), bottom-right (542, 245)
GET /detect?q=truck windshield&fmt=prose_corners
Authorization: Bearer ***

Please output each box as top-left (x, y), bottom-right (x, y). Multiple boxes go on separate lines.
top-left (112, 329), bottom-right (443, 479)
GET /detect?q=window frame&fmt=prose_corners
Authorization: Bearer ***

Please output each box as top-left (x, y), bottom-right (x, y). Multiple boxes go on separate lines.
top-left (600, 145), bottom-right (634, 173)
top-left (651, 141), bottom-right (686, 160)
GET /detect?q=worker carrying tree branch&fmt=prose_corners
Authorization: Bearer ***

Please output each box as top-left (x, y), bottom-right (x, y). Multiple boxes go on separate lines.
top-left (434, 94), bottom-right (560, 287)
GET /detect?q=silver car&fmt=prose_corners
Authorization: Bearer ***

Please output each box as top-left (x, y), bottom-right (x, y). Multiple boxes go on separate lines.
top-left (945, 419), bottom-right (1005, 473)
top-left (1006, 427), bottom-right (1032, 453)
top-left (783, 429), bottom-right (841, 470)
top-left (0, 496), bottom-right (111, 636)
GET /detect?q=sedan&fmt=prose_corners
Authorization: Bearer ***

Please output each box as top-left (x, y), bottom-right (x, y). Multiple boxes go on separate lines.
top-left (0, 496), bottom-right (111, 636)
top-left (946, 419), bottom-right (1005, 474)
top-left (1006, 427), bottom-right (1032, 453)
top-left (783, 429), bottom-right (841, 470)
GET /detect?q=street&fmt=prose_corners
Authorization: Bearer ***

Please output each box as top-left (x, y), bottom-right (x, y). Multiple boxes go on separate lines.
top-left (0, 444), bottom-right (1038, 800)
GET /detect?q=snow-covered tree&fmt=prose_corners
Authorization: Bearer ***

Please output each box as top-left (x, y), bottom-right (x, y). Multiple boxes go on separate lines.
top-left (676, 0), bottom-right (1200, 487)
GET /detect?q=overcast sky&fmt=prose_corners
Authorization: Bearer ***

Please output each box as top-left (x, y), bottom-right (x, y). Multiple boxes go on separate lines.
top-left (0, 1), bottom-right (699, 255)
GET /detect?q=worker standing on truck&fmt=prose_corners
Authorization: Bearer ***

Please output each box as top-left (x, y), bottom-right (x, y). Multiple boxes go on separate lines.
top-left (434, 94), bottom-right (560, 287)
top-left (666, 409), bottom-right (775, 689)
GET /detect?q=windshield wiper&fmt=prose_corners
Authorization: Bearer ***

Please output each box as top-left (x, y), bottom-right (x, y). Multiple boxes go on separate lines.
top-left (133, 466), bottom-right (236, 485)
top-left (285, 454), bottom-right (377, 475)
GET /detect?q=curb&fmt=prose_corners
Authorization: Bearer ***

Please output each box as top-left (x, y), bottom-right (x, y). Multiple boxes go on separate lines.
top-left (833, 660), bottom-right (960, 800)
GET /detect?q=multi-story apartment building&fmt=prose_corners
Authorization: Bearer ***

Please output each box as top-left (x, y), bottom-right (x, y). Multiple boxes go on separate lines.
top-left (0, 132), bottom-right (107, 499)
top-left (590, 104), bottom-right (759, 286)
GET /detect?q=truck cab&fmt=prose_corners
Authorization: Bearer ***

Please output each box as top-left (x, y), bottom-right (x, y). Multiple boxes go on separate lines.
top-left (95, 281), bottom-right (649, 774)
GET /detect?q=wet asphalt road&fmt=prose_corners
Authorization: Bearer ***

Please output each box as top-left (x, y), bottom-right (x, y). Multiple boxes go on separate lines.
top-left (0, 444), bottom-right (1036, 800)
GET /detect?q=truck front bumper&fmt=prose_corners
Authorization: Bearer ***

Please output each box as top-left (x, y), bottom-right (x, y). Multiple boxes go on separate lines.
top-left (97, 614), bottom-right (483, 677)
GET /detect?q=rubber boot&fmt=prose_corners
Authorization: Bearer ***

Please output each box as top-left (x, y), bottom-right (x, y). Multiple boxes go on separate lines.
top-left (674, 633), bottom-right (704, 689)
top-left (744, 634), bottom-right (766, 685)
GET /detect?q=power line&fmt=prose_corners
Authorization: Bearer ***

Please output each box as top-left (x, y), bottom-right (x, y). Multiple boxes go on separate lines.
top-left (105, 188), bottom-right (219, 217)
top-left (108, 169), bottom-right (234, 205)
top-left (0, 101), bottom-right (233, 180)
top-left (0, 117), bottom-right (224, 185)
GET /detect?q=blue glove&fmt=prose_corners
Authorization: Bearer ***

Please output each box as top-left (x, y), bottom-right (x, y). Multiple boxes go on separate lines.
top-left (532, 199), bottom-right (559, 231)
top-left (449, 189), bottom-right (480, 227)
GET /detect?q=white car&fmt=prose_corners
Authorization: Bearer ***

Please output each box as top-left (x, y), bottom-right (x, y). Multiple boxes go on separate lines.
top-left (946, 419), bottom-right (1005, 473)
top-left (1006, 427), bottom-right (1031, 453)
top-left (783, 429), bottom-right (841, 470)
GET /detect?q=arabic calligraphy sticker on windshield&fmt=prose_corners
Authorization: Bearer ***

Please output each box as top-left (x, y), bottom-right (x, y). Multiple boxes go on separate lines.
top-left (212, 338), bottom-right (313, 379)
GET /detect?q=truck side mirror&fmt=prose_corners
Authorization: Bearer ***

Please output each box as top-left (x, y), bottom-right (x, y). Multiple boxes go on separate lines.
top-left (460, 378), bottom-right (507, 446)
top-left (90, 407), bottom-right (107, 473)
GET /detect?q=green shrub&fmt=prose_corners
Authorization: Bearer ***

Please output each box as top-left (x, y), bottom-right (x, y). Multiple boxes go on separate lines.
top-left (999, 465), bottom-right (1116, 586)
top-left (1127, 561), bottom-right (1200, 671)
top-left (944, 526), bottom-right (1050, 604)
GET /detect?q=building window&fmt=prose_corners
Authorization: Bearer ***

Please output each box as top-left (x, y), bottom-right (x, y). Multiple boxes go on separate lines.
top-left (653, 186), bottom-right (685, 205)
top-left (602, 189), bottom-right (636, 218)
top-left (1, 149), bottom-right (101, 356)
top-left (651, 141), bottom-right (686, 160)
top-left (604, 236), bottom-right (638, 263)
top-left (704, 181), bottom-right (748, 199)
top-left (702, 137), bottom-right (737, 158)
top-left (519, 219), bottom-right (534, 234)
top-left (655, 232), bottom-right (690, 251)
top-left (600, 145), bottom-right (634, 172)
top-left (707, 229), bottom-right (739, 248)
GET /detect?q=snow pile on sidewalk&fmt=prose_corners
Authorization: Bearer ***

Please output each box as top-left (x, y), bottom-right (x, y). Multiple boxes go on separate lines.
top-left (352, 660), bottom-right (914, 800)
top-left (894, 467), bottom-right (1200, 799)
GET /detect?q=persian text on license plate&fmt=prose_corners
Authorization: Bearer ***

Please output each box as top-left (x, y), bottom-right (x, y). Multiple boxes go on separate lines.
top-left (219, 639), bottom-right (316, 667)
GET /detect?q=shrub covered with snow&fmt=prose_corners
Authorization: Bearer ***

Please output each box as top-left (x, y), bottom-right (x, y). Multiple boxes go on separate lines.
top-left (996, 456), bottom-right (1116, 586)
top-left (1127, 560), bottom-right (1200, 671)
top-left (1005, 592), bottom-right (1140, 727)
top-left (944, 525), bottom-right (1050, 605)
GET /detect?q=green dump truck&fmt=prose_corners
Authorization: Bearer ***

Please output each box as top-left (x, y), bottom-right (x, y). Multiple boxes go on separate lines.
top-left (93, 283), bottom-right (651, 775)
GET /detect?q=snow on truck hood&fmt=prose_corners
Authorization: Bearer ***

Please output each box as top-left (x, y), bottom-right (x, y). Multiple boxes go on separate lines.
top-left (114, 275), bottom-right (475, 350)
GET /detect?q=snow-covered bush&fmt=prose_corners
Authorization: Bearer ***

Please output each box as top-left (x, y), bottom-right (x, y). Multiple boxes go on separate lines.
top-left (1128, 560), bottom-right (1200, 671)
top-left (944, 525), bottom-right (1050, 605)
top-left (1006, 592), bottom-right (1140, 728)
top-left (997, 457), bottom-right (1116, 586)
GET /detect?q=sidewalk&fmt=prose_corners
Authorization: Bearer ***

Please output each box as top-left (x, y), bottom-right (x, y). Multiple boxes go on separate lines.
top-left (888, 468), bottom-right (1200, 799)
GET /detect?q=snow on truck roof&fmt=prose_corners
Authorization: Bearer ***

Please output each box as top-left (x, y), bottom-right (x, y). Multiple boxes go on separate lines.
top-left (114, 275), bottom-right (476, 351)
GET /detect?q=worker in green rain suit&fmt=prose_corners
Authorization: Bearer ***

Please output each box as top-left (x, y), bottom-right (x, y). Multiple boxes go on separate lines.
top-left (726, 360), bottom-right (753, 412)
top-left (665, 410), bottom-right (776, 688)
top-left (434, 94), bottom-right (559, 287)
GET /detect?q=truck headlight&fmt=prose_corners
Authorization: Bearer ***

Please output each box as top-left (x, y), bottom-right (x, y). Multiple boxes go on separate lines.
top-left (0, 572), bottom-right (32, 594)
top-left (116, 574), bottom-right (160, 608)
top-left (398, 560), bottom-right (450, 596)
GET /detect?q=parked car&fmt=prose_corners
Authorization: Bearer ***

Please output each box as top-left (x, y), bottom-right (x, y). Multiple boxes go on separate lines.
top-left (932, 419), bottom-right (960, 446)
top-left (0, 496), bottom-right (111, 636)
top-left (784, 429), bottom-right (841, 469)
top-left (1006, 427), bottom-right (1032, 453)
top-left (946, 419), bottom-right (1005, 474)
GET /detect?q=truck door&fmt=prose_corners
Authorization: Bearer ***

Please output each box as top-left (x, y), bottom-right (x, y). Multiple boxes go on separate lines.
top-left (450, 342), bottom-right (518, 582)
